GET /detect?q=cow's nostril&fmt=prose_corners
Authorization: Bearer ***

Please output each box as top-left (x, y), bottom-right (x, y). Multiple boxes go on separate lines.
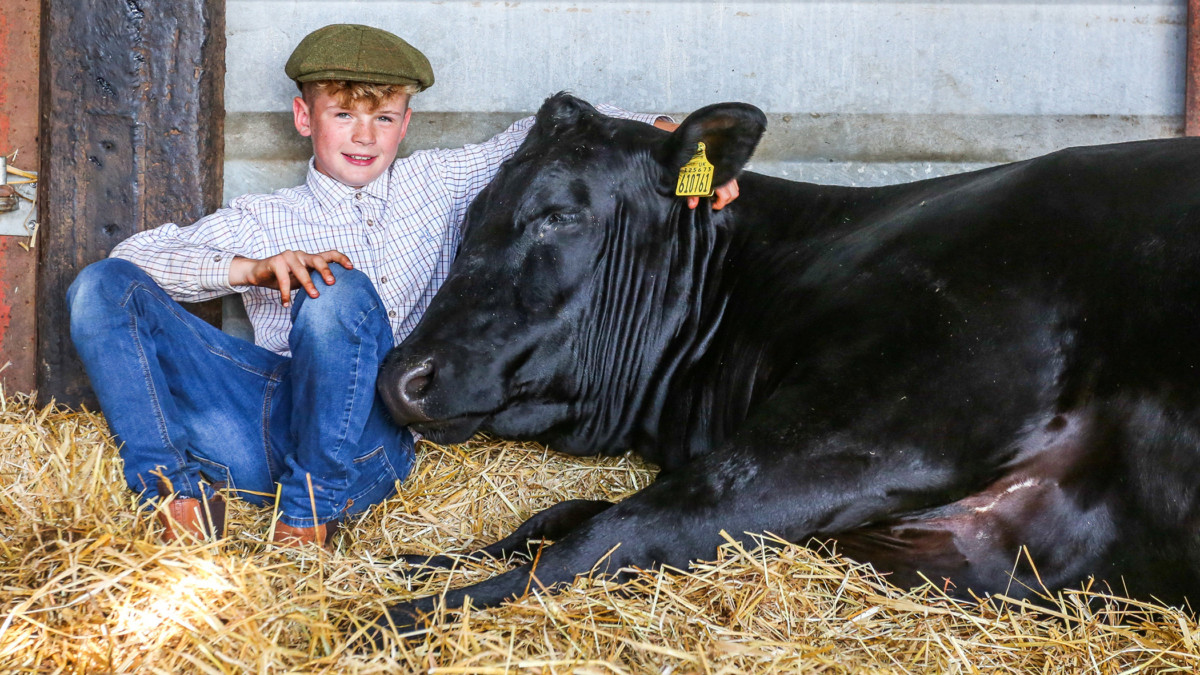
top-left (399, 359), bottom-right (435, 404)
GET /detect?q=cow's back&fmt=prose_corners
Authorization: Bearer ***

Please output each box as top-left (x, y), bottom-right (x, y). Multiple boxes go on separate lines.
top-left (720, 138), bottom-right (1200, 400)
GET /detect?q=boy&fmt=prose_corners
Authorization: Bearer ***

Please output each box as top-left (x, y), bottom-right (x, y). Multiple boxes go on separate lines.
top-left (68, 24), bottom-right (733, 548)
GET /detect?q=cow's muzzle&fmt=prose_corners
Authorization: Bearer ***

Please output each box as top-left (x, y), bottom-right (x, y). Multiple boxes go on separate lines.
top-left (378, 357), bottom-right (436, 426)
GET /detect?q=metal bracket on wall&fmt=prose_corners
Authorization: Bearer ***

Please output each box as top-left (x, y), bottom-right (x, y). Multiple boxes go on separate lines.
top-left (0, 155), bottom-right (38, 238)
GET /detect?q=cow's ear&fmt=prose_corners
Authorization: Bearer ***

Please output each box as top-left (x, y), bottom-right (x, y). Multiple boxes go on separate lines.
top-left (658, 103), bottom-right (767, 188)
top-left (535, 92), bottom-right (599, 136)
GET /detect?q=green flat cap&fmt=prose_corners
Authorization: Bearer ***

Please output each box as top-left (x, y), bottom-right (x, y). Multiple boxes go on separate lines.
top-left (285, 24), bottom-right (434, 90)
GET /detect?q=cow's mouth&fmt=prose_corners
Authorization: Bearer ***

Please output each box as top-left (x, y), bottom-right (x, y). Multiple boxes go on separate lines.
top-left (408, 414), bottom-right (485, 445)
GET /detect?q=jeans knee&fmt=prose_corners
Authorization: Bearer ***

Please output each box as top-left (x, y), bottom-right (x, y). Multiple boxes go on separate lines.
top-left (289, 266), bottom-right (383, 337)
top-left (69, 258), bottom-right (145, 329)
top-left (318, 264), bottom-right (373, 299)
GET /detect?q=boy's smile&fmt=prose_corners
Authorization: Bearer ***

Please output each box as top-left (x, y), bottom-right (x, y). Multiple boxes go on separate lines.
top-left (293, 90), bottom-right (412, 188)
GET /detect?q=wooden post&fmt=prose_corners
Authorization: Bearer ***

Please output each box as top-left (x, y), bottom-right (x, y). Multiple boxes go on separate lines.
top-left (36, 0), bottom-right (225, 406)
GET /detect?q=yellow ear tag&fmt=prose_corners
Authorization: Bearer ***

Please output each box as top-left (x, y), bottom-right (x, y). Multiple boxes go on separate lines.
top-left (675, 142), bottom-right (715, 197)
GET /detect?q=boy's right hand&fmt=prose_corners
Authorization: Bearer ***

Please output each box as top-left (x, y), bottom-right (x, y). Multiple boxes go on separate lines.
top-left (229, 250), bottom-right (353, 307)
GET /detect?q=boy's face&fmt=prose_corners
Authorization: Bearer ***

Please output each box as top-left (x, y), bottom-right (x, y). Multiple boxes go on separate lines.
top-left (293, 89), bottom-right (413, 188)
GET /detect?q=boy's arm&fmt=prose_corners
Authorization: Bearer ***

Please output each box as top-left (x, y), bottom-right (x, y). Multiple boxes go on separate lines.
top-left (435, 104), bottom-right (671, 224)
top-left (110, 204), bottom-right (268, 303)
top-left (435, 104), bottom-right (737, 226)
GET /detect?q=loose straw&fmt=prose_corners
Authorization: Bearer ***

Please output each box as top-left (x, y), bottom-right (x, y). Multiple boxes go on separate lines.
top-left (0, 393), bottom-right (1197, 673)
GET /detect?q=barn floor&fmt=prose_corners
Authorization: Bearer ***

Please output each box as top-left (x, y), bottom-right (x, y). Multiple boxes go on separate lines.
top-left (0, 393), bottom-right (1196, 674)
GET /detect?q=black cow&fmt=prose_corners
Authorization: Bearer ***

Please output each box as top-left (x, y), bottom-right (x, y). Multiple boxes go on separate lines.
top-left (375, 93), bottom-right (1200, 632)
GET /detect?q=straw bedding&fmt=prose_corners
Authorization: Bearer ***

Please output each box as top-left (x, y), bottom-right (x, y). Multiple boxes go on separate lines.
top-left (0, 392), bottom-right (1197, 673)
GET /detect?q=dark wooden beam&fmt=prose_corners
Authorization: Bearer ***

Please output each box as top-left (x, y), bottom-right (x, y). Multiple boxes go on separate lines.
top-left (36, 0), bottom-right (225, 406)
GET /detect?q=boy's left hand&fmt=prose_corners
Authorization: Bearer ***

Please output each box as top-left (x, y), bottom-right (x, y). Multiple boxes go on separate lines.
top-left (687, 182), bottom-right (740, 211)
top-left (229, 249), bottom-right (352, 307)
top-left (653, 118), bottom-right (741, 211)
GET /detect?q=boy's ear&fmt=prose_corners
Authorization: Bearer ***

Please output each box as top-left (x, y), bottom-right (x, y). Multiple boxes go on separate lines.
top-left (293, 96), bottom-right (313, 137)
top-left (656, 102), bottom-right (767, 188)
top-left (396, 107), bottom-right (413, 144)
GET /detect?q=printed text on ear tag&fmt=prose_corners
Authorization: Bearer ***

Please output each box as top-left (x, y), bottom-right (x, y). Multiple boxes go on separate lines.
top-left (676, 142), bottom-right (715, 197)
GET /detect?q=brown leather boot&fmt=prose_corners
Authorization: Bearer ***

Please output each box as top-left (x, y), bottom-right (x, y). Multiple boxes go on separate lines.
top-left (156, 480), bottom-right (226, 543)
top-left (272, 519), bottom-right (340, 549)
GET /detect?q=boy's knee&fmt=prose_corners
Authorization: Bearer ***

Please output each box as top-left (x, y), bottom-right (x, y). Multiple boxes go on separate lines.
top-left (289, 267), bottom-right (387, 339)
top-left (68, 258), bottom-right (145, 320)
top-left (293, 266), bottom-right (377, 314)
top-left (320, 264), bottom-right (370, 294)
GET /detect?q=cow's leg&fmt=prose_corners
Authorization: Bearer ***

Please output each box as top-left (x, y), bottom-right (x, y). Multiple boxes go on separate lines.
top-left (397, 499), bottom-right (614, 572)
top-left (477, 499), bottom-right (614, 559)
top-left (380, 421), bottom-right (974, 631)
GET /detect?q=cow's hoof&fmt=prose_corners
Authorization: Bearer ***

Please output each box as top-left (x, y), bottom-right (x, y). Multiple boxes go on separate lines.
top-left (346, 604), bottom-right (432, 652)
top-left (383, 600), bottom-right (435, 642)
top-left (338, 610), bottom-right (399, 655)
top-left (390, 553), bottom-right (462, 583)
top-left (348, 619), bottom-right (391, 654)
top-left (397, 553), bottom-right (458, 569)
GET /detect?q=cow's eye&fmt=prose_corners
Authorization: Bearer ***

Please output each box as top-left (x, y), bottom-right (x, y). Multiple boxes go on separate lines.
top-left (537, 211), bottom-right (581, 232)
top-left (530, 210), bottom-right (587, 239)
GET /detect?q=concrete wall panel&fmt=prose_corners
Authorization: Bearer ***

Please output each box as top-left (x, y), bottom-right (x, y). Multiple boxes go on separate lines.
top-left (224, 1), bottom-right (1187, 195)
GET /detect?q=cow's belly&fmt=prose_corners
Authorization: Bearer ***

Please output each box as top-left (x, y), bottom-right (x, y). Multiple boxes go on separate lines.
top-left (833, 476), bottom-right (1120, 601)
top-left (830, 403), bottom-right (1200, 604)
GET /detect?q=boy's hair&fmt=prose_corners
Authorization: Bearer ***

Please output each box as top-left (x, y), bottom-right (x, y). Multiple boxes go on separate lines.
top-left (300, 79), bottom-right (419, 110)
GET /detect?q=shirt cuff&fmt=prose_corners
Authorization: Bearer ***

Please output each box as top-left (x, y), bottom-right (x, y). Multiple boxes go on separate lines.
top-left (199, 250), bottom-right (240, 294)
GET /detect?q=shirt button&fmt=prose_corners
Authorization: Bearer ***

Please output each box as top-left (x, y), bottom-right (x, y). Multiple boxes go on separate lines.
top-left (388, 310), bottom-right (397, 318)
top-left (213, 255), bottom-right (221, 261)
top-left (380, 275), bottom-right (388, 284)
top-left (366, 219), bottom-right (374, 227)
top-left (355, 192), bottom-right (363, 200)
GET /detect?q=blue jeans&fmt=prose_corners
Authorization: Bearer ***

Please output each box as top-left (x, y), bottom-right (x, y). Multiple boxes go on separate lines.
top-left (67, 258), bottom-right (414, 528)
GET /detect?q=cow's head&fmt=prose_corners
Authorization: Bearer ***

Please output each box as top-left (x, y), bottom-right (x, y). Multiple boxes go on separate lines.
top-left (379, 93), bottom-right (766, 455)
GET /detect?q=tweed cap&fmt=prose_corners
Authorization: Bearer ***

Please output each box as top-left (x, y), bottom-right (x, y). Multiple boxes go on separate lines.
top-left (285, 24), bottom-right (434, 90)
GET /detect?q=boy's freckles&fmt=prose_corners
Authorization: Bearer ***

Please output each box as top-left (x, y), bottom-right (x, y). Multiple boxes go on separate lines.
top-left (293, 91), bottom-right (412, 188)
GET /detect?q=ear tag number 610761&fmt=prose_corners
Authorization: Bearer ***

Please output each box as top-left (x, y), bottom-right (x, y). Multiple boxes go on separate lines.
top-left (676, 142), bottom-right (715, 198)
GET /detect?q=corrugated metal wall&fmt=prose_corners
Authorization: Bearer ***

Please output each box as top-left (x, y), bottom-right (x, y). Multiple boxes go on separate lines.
top-left (225, 0), bottom-right (1186, 198)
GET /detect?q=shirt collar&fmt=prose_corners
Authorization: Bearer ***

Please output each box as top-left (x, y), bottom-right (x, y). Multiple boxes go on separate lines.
top-left (305, 158), bottom-right (391, 210)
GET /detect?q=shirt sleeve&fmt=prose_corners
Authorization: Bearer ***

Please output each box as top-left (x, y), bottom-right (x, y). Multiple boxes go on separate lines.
top-left (108, 200), bottom-right (269, 303)
top-left (434, 103), bottom-right (671, 239)
top-left (434, 115), bottom-right (538, 219)
top-left (593, 103), bottom-right (671, 128)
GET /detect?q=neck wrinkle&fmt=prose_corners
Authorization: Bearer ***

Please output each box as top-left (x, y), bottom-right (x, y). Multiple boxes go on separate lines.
top-left (631, 200), bottom-right (737, 469)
